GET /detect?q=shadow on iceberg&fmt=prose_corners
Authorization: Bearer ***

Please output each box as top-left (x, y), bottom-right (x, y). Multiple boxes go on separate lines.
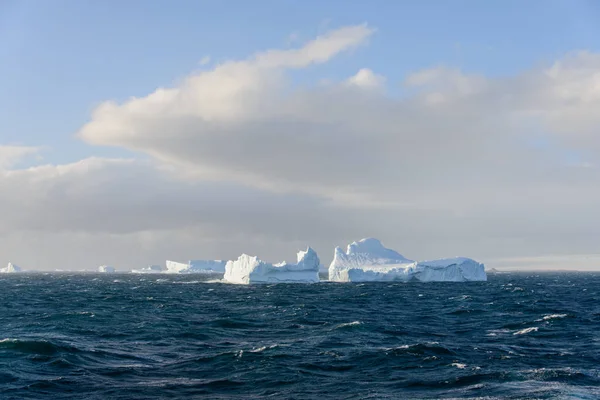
top-left (223, 248), bottom-right (320, 284)
top-left (329, 238), bottom-right (486, 282)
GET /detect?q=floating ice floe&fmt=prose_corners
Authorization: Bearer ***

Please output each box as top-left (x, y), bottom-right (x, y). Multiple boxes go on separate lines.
top-left (223, 247), bottom-right (320, 284)
top-left (328, 238), bottom-right (486, 282)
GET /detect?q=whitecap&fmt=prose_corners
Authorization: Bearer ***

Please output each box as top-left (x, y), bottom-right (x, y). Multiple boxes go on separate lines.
top-left (334, 321), bottom-right (362, 329)
top-left (537, 313), bottom-right (568, 322)
top-left (513, 327), bottom-right (538, 335)
top-left (249, 344), bottom-right (278, 353)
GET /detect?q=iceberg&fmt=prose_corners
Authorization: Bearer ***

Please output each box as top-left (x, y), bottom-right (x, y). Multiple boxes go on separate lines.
top-left (413, 258), bottom-right (487, 282)
top-left (98, 265), bottom-right (115, 273)
top-left (0, 262), bottom-right (22, 273)
top-left (329, 238), bottom-right (486, 282)
top-left (165, 260), bottom-right (227, 274)
top-left (223, 247), bottom-right (320, 284)
top-left (131, 265), bottom-right (164, 274)
top-left (329, 238), bottom-right (414, 282)
top-left (165, 260), bottom-right (190, 274)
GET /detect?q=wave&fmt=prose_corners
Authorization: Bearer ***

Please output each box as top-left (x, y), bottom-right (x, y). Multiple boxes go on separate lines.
top-left (0, 338), bottom-right (79, 355)
top-left (249, 344), bottom-right (278, 353)
top-left (537, 313), bottom-right (568, 322)
top-left (513, 327), bottom-right (539, 335)
top-left (333, 321), bottom-right (362, 330)
top-left (384, 342), bottom-right (455, 356)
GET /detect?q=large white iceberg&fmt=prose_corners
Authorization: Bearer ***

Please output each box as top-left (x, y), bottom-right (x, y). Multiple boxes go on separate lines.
top-left (0, 262), bottom-right (22, 273)
top-left (329, 238), bottom-right (486, 282)
top-left (224, 247), bottom-right (320, 284)
top-left (165, 259), bottom-right (227, 274)
top-left (98, 265), bottom-right (115, 273)
top-left (413, 258), bottom-right (487, 282)
top-left (329, 238), bottom-right (414, 282)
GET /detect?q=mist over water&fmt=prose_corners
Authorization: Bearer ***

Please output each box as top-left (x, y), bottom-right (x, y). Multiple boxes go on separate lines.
top-left (1, 273), bottom-right (599, 399)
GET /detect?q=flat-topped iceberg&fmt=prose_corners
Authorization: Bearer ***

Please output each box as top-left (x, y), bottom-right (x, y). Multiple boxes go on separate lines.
top-left (165, 259), bottom-right (227, 274)
top-left (413, 257), bottom-right (486, 282)
top-left (165, 260), bottom-right (190, 274)
top-left (98, 265), bottom-right (115, 273)
top-left (131, 265), bottom-right (164, 274)
top-left (224, 247), bottom-right (320, 284)
top-left (0, 263), bottom-right (22, 273)
top-left (329, 238), bottom-right (486, 282)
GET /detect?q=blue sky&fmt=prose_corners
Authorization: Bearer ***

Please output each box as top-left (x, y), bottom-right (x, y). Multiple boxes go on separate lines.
top-left (2, 0), bottom-right (600, 165)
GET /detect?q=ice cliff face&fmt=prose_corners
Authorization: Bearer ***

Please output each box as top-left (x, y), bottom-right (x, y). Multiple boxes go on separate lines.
top-left (165, 260), bottom-right (227, 274)
top-left (0, 263), bottom-right (21, 273)
top-left (413, 257), bottom-right (487, 282)
top-left (223, 247), bottom-right (320, 284)
top-left (329, 238), bottom-right (486, 282)
top-left (165, 260), bottom-right (190, 274)
top-left (98, 265), bottom-right (115, 273)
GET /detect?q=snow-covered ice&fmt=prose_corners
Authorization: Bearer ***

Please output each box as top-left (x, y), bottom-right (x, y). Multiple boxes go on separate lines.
top-left (329, 238), bottom-right (486, 282)
top-left (0, 263), bottom-right (22, 273)
top-left (223, 247), bottom-right (320, 284)
top-left (165, 260), bottom-right (227, 274)
top-left (329, 238), bottom-right (414, 282)
top-left (413, 257), bottom-right (487, 282)
top-left (98, 265), bottom-right (115, 273)
top-left (165, 260), bottom-right (190, 274)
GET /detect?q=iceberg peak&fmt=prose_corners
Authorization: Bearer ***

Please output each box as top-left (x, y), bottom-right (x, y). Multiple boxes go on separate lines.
top-left (346, 238), bottom-right (411, 262)
top-left (1, 262), bottom-right (22, 273)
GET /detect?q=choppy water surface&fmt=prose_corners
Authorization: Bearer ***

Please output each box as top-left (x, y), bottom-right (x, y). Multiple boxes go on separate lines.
top-left (1, 272), bottom-right (599, 399)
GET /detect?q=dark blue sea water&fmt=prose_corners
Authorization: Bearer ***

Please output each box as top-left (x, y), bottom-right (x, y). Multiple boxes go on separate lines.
top-left (1, 273), bottom-right (599, 399)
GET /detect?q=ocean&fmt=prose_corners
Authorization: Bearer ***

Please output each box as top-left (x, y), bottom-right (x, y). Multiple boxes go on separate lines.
top-left (1, 272), bottom-right (599, 399)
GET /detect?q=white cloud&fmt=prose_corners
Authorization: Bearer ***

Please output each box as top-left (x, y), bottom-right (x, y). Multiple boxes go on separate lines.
top-left (4, 25), bottom-right (600, 269)
top-left (0, 145), bottom-right (40, 169)
top-left (346, 68), bottom-right (386, 89)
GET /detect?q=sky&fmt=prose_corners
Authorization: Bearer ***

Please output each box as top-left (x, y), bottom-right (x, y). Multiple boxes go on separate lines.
top-left (2, 0), bottom-right (600, 271)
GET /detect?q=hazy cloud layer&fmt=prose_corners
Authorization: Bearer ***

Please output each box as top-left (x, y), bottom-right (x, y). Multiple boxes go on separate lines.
top-left (3, 25), bottom-right (600, 270)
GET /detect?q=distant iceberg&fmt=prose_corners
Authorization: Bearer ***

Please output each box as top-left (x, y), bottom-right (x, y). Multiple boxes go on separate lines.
top-left (165, 260), bottom-right (227, 274)
top-left (131, 265), bottom-right (164, 274)
top-left (98, 265), bottom-right (115, 273)
top-left (0, 262), bottom-right (22, 273)
top-left (329, 238), bottom-right (486, 282)
top-left (189, 260), bottom-right (227, 273)
top-left (224, 247), bottom-right (320, 284)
